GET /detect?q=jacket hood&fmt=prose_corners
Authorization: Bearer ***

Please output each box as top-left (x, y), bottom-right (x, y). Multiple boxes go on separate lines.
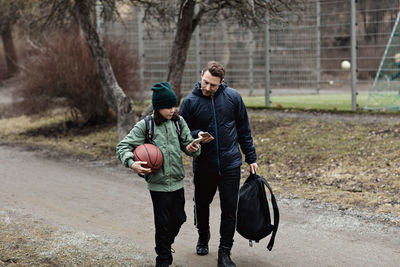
top-left (192, 81), bottom-right (228, 97)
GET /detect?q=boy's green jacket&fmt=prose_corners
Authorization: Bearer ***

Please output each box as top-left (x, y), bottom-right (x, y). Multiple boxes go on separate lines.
top-left (116, 115), bottom-right (200, 192)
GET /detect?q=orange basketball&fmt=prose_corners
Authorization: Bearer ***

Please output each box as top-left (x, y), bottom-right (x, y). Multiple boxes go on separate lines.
top-left (133, 144), bottom-right (163, 172)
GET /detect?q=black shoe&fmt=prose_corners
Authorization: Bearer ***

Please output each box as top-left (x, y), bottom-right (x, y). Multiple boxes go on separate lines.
top-left (155, 249), bottom-right (172, 267)
top-left (196, 230), bottom-right (210, 255)
top-left (155, 261), bottom-right (169, 267)
top-left (217, 247), bottom-right (236, 267)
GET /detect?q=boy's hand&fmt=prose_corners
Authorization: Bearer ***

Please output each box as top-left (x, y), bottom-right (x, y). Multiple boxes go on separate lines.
top-left (131, 161), bottom-right (151, 176)
top-left (186, 142), bottom-right (200, 153)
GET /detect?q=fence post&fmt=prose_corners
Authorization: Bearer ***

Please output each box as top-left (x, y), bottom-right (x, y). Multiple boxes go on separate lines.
top-left (265, 16), bottom-right (271, 107)
top-left (137, 5), bottom-right (145, 103)
top-left (248, 29), bottom-right (254, 96)
top-left (316, 0), bottom-right (321, 94)
top-left (350, 0), bottom-right (358, 111)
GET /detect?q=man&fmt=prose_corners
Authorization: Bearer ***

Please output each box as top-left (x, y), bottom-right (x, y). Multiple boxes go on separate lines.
top-left (180, 61), bottom-right (258, 267)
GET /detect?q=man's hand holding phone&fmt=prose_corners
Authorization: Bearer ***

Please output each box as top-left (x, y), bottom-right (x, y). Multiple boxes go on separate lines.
top-left (198, 131), bottom-right (214, 143)
top-left (187, 131), bottom-right (213, 152)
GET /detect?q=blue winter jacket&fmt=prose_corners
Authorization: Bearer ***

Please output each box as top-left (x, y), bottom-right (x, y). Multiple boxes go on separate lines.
top-left (180, 81), bottom-right (256, 173)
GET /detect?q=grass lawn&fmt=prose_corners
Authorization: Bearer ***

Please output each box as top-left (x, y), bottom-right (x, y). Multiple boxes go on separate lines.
top-left (243, 92), bottom-right (369, 111)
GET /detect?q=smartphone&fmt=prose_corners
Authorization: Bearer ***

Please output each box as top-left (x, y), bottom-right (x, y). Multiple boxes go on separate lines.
top-left (199, 132), bottom-right (211, 138)
top-left (192, 137), bottom-right (202, 144)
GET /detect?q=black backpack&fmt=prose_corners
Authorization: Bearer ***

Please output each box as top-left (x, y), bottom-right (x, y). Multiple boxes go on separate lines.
top-left (236, 173), bottom-right (279, 251)
top-left (144, 115), bottom-right (182, 144)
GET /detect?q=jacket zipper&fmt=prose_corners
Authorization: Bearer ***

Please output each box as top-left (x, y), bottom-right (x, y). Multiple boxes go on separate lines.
top-left (211, 96), bottom-right (221, 172)
top-left (165, 124), bottom-right (172, 191)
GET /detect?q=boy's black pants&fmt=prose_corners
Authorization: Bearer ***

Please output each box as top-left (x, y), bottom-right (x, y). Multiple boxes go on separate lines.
top-left (150, 188), bottom-right (186, 264)
top-left (193, 167), bottom-right (241, 249)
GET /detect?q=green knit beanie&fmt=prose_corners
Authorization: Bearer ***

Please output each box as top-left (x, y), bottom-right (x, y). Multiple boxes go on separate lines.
top-left (151, 82), bottom-right (178, 110)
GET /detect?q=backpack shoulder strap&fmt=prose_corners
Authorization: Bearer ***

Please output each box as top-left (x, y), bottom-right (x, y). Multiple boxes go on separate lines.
top-left (260, 177), bottom-right (280, 251)
top-left (174, 119), bottom-right (182, 137)
top-left (145, 115), bottom-right (181, 144)
top-left (173, 117), bottom-right (183, 145)
top-left (144, 115), bottom-right (154, 144)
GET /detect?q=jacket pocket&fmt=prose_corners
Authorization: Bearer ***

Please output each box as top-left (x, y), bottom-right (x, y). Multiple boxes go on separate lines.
top-left (146, 169), bottom-right (165, 184)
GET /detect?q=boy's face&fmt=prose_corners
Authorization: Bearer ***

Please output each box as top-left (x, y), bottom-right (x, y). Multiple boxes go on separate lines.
top-left (159, 107), bottom-right (176, 120)
top-left (200, 70), bottom-right (221, 97)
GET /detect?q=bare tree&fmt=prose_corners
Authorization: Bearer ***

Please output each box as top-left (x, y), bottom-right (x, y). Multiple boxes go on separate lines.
top-left (23, 0), bottom-right (291, 139)
top-left (31, 0), bottom-right (136, 140)
top-left (73, 0), bottom-right (136, 140)
top-left (133, 0), bottom-right (290, 106)
top-left (0, 0), bottom-right (25, 77)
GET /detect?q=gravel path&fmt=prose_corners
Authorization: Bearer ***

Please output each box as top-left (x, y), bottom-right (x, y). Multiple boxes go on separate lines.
top-left (1, 144), bottom-right (399, 266)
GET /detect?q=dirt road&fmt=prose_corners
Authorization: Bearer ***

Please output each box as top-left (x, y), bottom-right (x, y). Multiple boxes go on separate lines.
top-left (0, 144), bottom-right (399, 266)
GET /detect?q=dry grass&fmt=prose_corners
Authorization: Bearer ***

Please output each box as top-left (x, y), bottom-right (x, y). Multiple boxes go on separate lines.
top-left (0, 113), bottom-right (118, 160)
top-left (250, 113), bottom-right (400, 217)
top-left (1, 110), bottom-right (399, 218)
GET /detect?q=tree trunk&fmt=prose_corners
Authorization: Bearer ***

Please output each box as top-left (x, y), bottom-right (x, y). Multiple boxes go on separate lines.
top-left (166, 0), bottom-right (196, 103)
top-left (74, 0), bottom-right (136, 140)
top-left (1, 23), bottom-right (18, 77)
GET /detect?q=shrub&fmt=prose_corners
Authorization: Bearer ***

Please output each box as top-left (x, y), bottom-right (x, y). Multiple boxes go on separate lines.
top-left (15, 29), bottom-right (139, 125)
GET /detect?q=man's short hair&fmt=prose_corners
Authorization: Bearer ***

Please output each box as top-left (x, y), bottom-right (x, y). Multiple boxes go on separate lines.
top-left (202, 61), bottom-right (225, 82)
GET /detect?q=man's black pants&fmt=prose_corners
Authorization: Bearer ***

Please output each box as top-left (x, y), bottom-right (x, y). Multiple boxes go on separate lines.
top-left (150, 188), bottom-right (186, 264)
top-left (193, 167), bottom-right (241, 249)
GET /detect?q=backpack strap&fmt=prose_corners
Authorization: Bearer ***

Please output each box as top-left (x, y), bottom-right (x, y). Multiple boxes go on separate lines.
top-left (144, 115), bottom-right (154, 144)
top-left (174, 119), bottom-right (182, 137)
top-left (260, 177), bottom-right (280, 251)
top-left (174, 118), bottom-right (185, 150)
top-left (145, 115), bottom-right (182, 144)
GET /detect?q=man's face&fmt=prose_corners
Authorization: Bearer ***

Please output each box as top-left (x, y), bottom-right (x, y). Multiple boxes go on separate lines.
top-left (200, 70), bottom-right (221, 97)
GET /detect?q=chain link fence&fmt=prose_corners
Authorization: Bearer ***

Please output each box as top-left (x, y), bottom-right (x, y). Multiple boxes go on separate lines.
top-left (102, 0), bottom-right (400, 110)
